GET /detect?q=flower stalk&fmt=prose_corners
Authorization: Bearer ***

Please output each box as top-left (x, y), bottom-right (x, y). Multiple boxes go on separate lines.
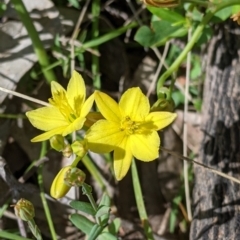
top-left (10, 0), bottom-right (56, 83)
top-left (131, 159), bottom-right (154, 240)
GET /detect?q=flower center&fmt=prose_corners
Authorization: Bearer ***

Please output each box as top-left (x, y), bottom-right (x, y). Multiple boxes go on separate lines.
top-left (120, 116), bottom-right (140, 135)
top-left (49, 90), bottom-right (77, 123)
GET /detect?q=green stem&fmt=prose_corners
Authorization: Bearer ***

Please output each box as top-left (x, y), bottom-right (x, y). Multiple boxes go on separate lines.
top-left (71, 155), bottom-right (82, 168)
top-left (28, 219), bottom-right (42, 240)
top-left (37, 142), bottom-right (57, 240)
top-left (91, 0), bottom-right (101, 90)
top-left (10, 0), bottom-right (56, 83)
top-left (131, 159), bottom-right (154, 240)
top-left (82, 183), bottom-right (98, 211)
top-left (157, 0), bottom-right (240, 93)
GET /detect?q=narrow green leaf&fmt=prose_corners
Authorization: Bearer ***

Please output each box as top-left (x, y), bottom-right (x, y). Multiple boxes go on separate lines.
top-left (98, 232), bottom-right (118, 240)
top-left (98, 193), bottom-right (111, 208)
top-left (147, 6), bottom-right (185, 23)
top-left (70, 201), bottom-right (96, 216)
top-left (108, 218), bottom-right (121, 235)
top-left (96, 206), bottom-right (110, 219)
top-left (88, 224), bottom-right (103, 240)
top-left (69, 214), bottom-right (94, 234)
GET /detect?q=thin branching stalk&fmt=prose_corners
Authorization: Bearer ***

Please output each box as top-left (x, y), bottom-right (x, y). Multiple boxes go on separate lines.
top-left (38, 142), bottom-right (57, 240)
top-left (183, 27), bottom-right (192, 221)
top-left (91, 0), bottom-right (101, 89)
top-left (157, 0), bottom-right (240, 92)
top-left (131, 159), bottom-right (154, 240)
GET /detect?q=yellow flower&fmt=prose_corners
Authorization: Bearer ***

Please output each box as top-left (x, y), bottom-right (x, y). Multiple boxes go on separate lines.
top-left (26, 71), bottom-right (94, 142)
top-left (86, 88), bottom-right (177, 180)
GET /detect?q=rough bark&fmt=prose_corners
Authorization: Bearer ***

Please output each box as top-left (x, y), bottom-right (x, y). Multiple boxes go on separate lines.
top-left (190, 22), bottom-right (240, 239)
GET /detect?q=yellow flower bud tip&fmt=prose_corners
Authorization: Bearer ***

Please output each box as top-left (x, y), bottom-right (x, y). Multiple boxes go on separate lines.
top-left (62, 144), bottom-right (73, 158)
top-left (50, 135), bottom-right (65, 151)
top-left (71, 140), bottom-right (88, 157)
top-left (231, 12), bottom-right (240, 25)
top-left (50, 166), bottom-right (72, 199)
top-left (64, 167), bottom-right (86, 187)
top-left (14, 198), bottom-right (35, 221)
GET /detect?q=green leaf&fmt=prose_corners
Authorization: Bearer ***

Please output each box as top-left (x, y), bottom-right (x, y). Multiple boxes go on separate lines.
top-left (213, 6), bottom-right (232, 22)
top-left (98, 232), bottom-right (118, 240)
top-left (69, 214), bottom-right (94, 234)
top-left (232, 5), bottom-right (240, 14)
top-left (96, 206), bottom-right (110, 219)
top-left (172, 91), bottom-right (184, 107)
top-left (96, 206), bottom-right (110, 226)
top-left (108, 218), bottom-right (121, 235)
top-left (88, 224), bottom-right (104, 240)
top-left (134, 20), bottom-right (187, 47)
top-left (147, 6), bottom-right (186, 23)
top-left (196, 26), bottom-right (213, 46)
top-left (68, 0), bottom-right (80, 8)
top-left (98, 193), bottom-right (111, 208)
top-left (70, 200), bottom-right (96, 216)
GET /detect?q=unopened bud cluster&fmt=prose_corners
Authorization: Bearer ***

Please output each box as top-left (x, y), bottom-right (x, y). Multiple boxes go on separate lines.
top-left (14, 198), bottom-right (35, 221)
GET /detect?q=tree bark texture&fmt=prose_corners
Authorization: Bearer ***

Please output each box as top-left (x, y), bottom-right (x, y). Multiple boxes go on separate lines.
top-left (190, 22), bottom-right (240, 240)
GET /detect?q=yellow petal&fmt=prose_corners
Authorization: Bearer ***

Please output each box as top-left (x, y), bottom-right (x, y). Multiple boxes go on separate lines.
top-left (80, 93), bottom-right (95, 118)
top-left (145, 112), bottom-right (177, 130)
top-left (119, 88), bottom-right (150, 121)
top-left (62, 117), bottom-right (86, 136)
top-left (95, 91), bottom-right (121, 122)
top-left (67, 71), bottom-right (86, 112)
top-left (31, 126), bottom-right (68, 142)
top-left (113, 136), bottom-right (132, 181)
top-left (130, 131), bottom-right (159, 161)
top-left (50, 166), bottom-right (72, 199)
top-left (86, 120), bottom-right (124, 153)
top-left (51, 81), bottom-right (66, 96)
top-left (26, 107), bottom-right (67, 131)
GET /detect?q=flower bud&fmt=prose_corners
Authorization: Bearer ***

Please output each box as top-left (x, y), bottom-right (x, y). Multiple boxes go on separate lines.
top-left (50, 166), bottom-right (72, 199)
top-left (142, 0), bottom-right (180, 8)
top-left (64, 167), bottom-right (86, 187)
top-left (231, 12), bottom-right (240, 25)
top-left (71, 140), bottom-right (88, 158)
top-left (14, 198), bottom-right (35, 221)
top-left (50, 135), bottom-right (65, 152)
top-left (151, 87), bottom-right (175, 112)
top-left (62, 144), bottom-right (73, 158)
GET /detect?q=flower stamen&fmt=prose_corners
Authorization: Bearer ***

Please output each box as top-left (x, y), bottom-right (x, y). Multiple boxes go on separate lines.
top-left (120, 116), bottom-right (140, 135)
top-left (49, 90), bottom-right (77, 123)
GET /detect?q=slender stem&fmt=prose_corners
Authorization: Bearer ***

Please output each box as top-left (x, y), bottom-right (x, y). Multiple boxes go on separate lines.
top-left (10, 0), bottom-right (56, 83)
top-left (91, 0), bottom-right (101, 90)
top-left (28, 219), bottom-right (42, 240)
top-left (183, 28), bottom-right (192, 221)
top-left (131, 159), bottom-right (154, 240)
top-left (157, 0), bottom-right (240, 93)
top-left (37, 142), bottom-right (57, 240)
top-left (71, 155), bottom-right (82, 168)
top-left (82, 183), bottom-right (98, 211)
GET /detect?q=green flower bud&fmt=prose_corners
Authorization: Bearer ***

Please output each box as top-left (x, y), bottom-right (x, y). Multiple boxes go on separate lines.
top-left (64, 167), bottom-right (86, 187)
top-left (14, 198), bottom-right (35, 221)
top-left (151, 87), bottom-right (175, 112)
top-left (71, 140), bottom-right (88, 158)
top-left (50, 135), bottom-right (65, 151)
top-left (62, 144), bottom-right (73, 158)
top-left (50, 166), bottom-right (72, 199)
